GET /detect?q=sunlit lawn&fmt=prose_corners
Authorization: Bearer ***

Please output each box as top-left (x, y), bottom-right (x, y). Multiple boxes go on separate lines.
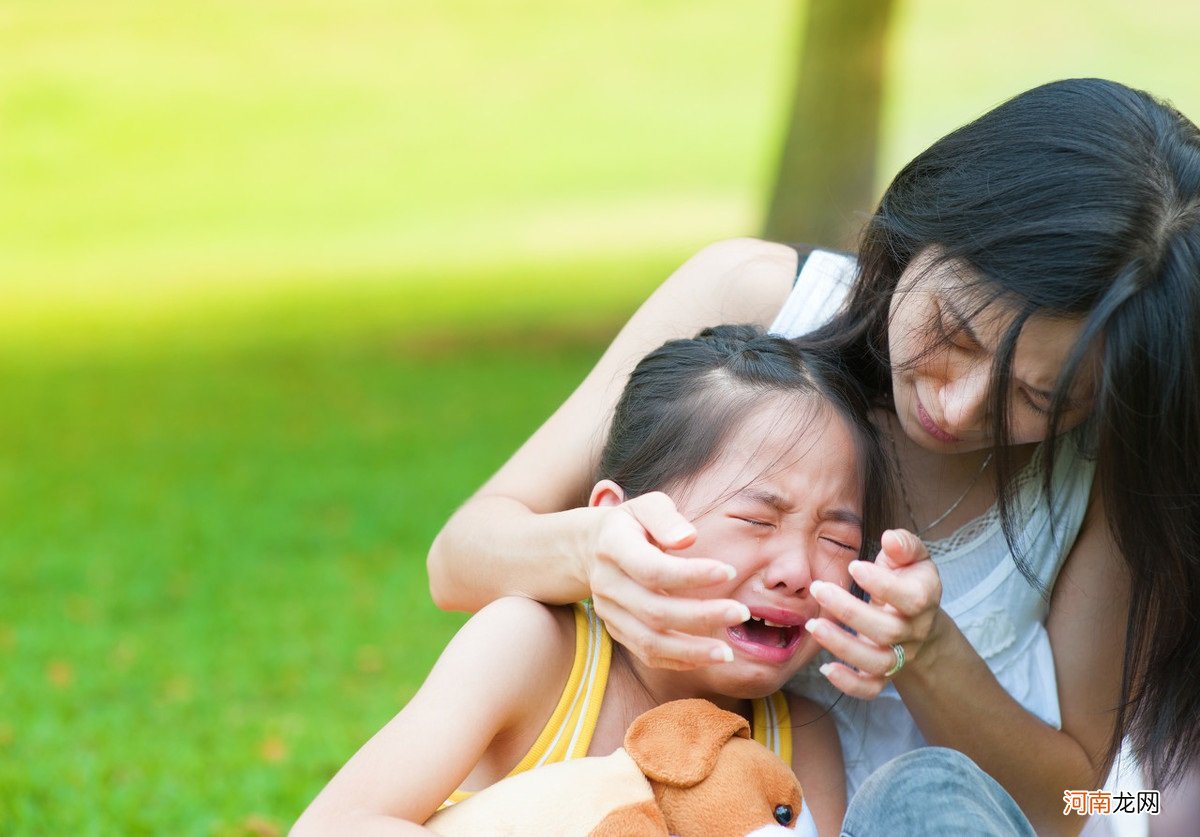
top-left (0, 325), bottom-right (610, 834)
top-left (4, 0), bottom-right (1200, 832)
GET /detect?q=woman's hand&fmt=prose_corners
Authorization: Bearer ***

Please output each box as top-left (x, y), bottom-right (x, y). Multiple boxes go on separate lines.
top-left (804, 529), bottom-right (944, 698)
top-left (588, 491), bottom-right (749, 671)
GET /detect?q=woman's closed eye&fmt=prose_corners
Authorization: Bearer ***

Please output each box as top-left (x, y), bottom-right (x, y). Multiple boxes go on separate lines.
top-left (1018, 388), bottom-right (1052, 416)
top-left (932, 301), bottom-right (986, 353)
top-left (938, 322), bottom-right (980, 355)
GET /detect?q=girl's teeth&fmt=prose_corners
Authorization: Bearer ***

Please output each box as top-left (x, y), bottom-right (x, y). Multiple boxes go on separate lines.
top-left (748, 615), bottom-right (793, 629)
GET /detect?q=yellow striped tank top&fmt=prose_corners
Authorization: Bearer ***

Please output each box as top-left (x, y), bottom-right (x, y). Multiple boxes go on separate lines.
top-left (443, 601), bottom-right (793, 805)
top-left (444, 601), bottom-right (611, 805)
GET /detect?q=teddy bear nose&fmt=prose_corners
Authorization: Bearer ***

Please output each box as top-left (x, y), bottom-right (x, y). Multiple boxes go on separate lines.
top-left (773, 804), bottom-right (794, 825)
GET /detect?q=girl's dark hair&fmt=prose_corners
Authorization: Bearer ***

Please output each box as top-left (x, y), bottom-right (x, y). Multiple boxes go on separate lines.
top-left (806, 77), bottom-right (1200, 785)
top-left (597, 324), bottom-right (891, 562)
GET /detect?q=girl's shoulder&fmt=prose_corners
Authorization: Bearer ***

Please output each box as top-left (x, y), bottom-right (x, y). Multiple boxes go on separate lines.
top-left (435, 597), bottom-right (578, 715)
top-left (455, 597), bottom-right (577, 667)
top-left (435, 598), bottom-right (582, 781)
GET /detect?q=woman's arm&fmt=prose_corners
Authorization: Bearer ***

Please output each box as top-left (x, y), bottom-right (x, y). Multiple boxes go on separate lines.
top-left (292, 598), bottom-right (575, 835)
top-left (427, 238), bottom-right (800, 668)
top-left (811, 500), bottom-right (1126, 836)
top-left (904, 493), bottom-right (1125, 836)
top-left (787, 694), bottom-right (846, 837)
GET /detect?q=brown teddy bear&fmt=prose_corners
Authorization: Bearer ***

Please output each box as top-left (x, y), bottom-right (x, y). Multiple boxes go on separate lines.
top-left (425, 698), bottom-right (804, 836)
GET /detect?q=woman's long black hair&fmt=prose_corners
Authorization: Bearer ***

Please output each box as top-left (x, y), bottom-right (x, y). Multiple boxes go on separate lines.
top-left (806, 78), bottom-right (1200, 786)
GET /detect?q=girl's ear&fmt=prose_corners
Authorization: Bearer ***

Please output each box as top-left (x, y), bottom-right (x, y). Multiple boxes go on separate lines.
top-left (589, 479), bottom-right (626, 508)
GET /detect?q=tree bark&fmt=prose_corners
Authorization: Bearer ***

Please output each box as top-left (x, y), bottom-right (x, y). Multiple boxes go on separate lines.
top-left (762, 0), bottom-right (895, 250)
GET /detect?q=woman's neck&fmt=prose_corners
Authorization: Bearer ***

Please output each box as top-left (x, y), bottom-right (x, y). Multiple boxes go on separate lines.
top-left (874, 408), bottom-right (1034, 540)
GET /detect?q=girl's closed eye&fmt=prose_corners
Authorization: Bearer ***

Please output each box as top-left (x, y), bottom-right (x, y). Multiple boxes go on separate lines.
top-left (735, 516), bottom-right (775, 529)
top-left (820, 536), bottom-right (859, 553)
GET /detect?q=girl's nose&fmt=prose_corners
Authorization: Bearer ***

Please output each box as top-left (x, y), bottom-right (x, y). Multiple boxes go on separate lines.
top-left (761, 547), bottom-right (813, 596)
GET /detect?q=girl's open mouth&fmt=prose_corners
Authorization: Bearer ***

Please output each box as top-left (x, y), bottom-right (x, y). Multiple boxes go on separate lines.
top-left (727, 615), bottom-right (804, 663)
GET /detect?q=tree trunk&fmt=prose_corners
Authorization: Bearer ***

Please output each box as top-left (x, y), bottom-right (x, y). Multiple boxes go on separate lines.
top-left (762, 0), bottom-right (894, 250)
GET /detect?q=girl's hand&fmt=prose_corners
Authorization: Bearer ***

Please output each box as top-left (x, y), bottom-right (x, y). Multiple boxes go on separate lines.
top-left (804, 529), bottom-right (944, 699)
top-left (587, 491), bottom-right (747, 671)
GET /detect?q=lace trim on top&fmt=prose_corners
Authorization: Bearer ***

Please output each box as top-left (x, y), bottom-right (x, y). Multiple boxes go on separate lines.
top-left (925, 439), bottom-right (1048, 561)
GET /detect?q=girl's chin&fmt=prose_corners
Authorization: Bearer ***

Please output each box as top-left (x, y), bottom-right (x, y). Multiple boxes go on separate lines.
top-left (707, 668), bottom-right (797, 702)
top-left (715, 646), bottom-right (814, 697)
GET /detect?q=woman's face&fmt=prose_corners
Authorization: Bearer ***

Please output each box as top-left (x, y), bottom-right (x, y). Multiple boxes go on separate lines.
top-left (666, 397), bottom-right (864, 698)
top-left (888, 249), bottom-right (1097, 453)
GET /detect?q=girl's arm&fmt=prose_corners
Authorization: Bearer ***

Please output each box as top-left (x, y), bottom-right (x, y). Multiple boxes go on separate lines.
top-left (292, 597), bottom-right (575, 836)
top-left (812, 499), bottom-right (1125, 836)
top-left (787, 694), bottom-right (846, 837)
top-left (426, 238), bottom-right (800, 668)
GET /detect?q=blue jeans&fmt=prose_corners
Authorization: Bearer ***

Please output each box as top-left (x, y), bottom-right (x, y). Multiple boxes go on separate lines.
top-left (840, 747), bottom-right (1036, 836)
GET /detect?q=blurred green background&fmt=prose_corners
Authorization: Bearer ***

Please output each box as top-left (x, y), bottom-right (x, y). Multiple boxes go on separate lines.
top-left (3, 1), bottom-right (1198, 833)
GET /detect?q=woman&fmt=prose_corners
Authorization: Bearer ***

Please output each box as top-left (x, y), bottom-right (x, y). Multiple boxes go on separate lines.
top-left (426, 78), bottom-right (1200, 834)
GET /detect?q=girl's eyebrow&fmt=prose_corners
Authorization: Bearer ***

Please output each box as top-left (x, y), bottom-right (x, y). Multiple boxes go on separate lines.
top-left (822, 508), bottom-right (865, 528)
top-left (739, 487), bottom-right (790, 511)
top-left (739, 488), bottom-right (862, 527)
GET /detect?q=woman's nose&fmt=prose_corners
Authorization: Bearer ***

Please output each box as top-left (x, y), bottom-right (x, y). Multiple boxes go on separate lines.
top-left (938, 363), bottom-right (990, 433)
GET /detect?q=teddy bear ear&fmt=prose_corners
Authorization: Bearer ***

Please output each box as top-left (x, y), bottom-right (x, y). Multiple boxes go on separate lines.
top-left (624, 699), bottom-right (751, 787)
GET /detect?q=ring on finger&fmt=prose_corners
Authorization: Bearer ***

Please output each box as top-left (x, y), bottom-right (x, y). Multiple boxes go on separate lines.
top-left (885, 642), bottom-right (905, 678)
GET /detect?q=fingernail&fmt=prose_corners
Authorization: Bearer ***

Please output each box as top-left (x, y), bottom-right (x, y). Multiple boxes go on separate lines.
top-left (727, 603), bottom-right (751, 623)
top-left (810, 579), bottom-right (827, 597)
top-left (819, 663), bottom-right (834, 677)
top-left (666, 524), bottom-right (696, 543)
top-left (714, 563), bottom-right (736, 581)
top-left (847, 560), bottom-right (865, 579)
top-left (804, 619), bottom-right (819, 634)
top-left (712, 644), bottom-right (734, 663)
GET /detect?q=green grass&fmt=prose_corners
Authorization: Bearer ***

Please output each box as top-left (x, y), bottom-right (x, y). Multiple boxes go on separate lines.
top-left (0, 328), bottom-right (608, 834)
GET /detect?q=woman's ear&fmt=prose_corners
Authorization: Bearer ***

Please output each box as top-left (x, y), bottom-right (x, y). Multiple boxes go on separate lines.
top-left (589, 479), bottom-right (626, 508)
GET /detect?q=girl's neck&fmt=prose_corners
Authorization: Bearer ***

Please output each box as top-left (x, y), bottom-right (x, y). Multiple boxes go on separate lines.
top-left (592, 646), bottom-right (751, 754)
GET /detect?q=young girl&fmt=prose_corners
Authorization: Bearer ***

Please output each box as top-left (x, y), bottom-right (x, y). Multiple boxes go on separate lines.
top-left (294, 325), bottom-right (894, 836)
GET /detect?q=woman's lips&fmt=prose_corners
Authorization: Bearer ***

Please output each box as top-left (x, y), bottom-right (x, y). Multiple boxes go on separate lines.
top-left (916, 399), bottom-right (960, 443)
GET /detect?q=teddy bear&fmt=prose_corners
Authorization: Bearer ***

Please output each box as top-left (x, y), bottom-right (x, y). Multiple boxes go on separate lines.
top-left (424, 698), bottom-right (805, 836)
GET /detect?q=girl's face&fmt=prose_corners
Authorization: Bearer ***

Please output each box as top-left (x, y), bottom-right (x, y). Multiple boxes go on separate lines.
top-left (657, 397), bottom-right (864, 698)
top-left (887, 249), bottom-right (1097, 453)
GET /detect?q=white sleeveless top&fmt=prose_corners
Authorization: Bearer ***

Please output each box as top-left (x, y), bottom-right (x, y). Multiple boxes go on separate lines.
top-left (771, 250), bottom-right (1099, 799)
